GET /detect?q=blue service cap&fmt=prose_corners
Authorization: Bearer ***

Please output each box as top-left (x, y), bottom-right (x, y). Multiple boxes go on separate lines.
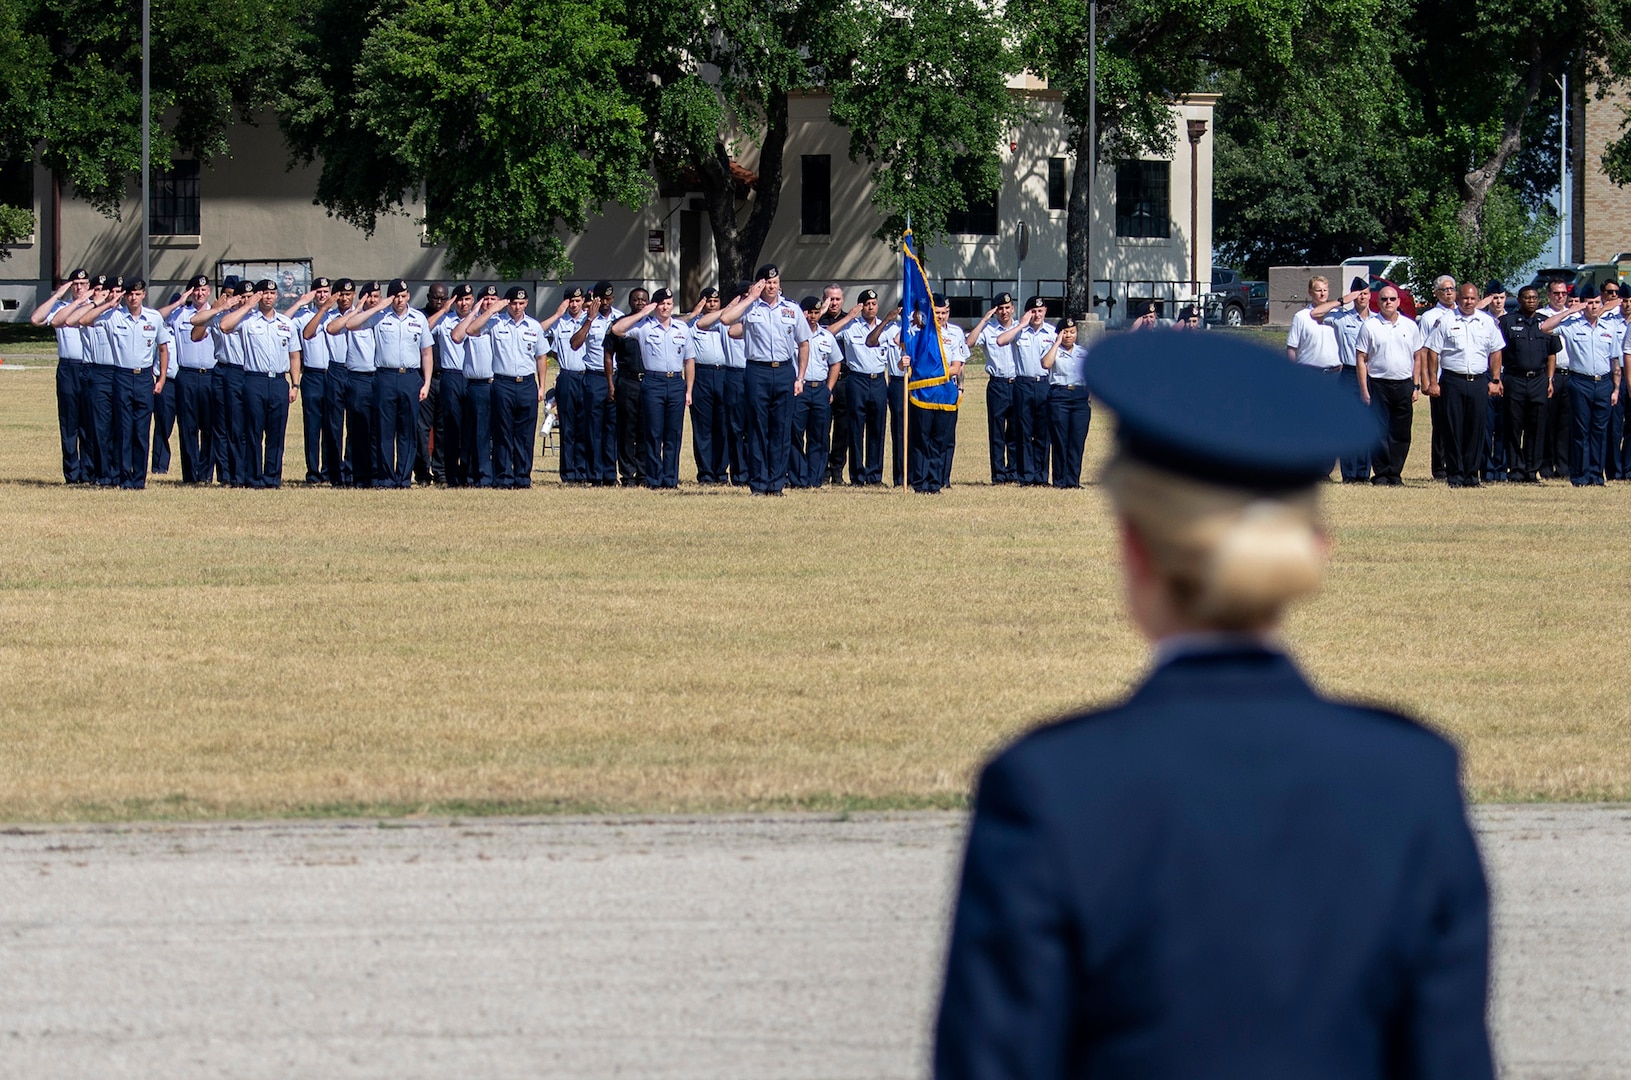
top-left (799, 295), bottom-right (821, 312)
top-left (1349, 276), bottom-right (1369, 293)
top-left (1485, 279), bottom-right (1506, 295)
top-left (1082, 330), bottom-right (1379, 492)
top-left (651, 287), bottom-right (673, 304)
top-left (1576, 284), bottom-right (1598, 301)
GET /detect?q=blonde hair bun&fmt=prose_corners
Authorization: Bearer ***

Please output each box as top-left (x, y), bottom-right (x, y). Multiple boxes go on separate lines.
top-left (1103, 457), bottom-right (1325, 631)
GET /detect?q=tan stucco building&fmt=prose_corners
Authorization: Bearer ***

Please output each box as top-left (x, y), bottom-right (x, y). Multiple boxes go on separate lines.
top-left (1, 92), bottom-right (1213, 326)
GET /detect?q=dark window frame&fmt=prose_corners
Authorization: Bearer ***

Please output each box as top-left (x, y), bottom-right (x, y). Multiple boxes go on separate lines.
top-left (1046, 158), bottom-right (1067, 211)
top-left (1115, 159), bottom-right (1170, 239)
top-left (150, 160), bottom-right (201, 236)
top-left (800, 154), bottom-right (831, 236)
top-left (0, 156), bottom-right (34, 224)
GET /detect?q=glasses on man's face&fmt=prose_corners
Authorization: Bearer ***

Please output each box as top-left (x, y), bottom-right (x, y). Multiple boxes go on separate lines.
top-left (1380, 296), bottom-right (1399, 303)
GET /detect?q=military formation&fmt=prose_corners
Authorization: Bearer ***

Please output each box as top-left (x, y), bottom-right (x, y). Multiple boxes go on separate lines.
top-left (32, 264), bottom-right (1111, 494)
top-left (1288, 272), bottom-right (1628, 487)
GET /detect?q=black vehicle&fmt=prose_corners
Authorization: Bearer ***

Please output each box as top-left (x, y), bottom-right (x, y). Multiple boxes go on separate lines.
top-left (1205, 268), bottom-right (1254, 326)
top-left (1245, 280), bottom-right (1269, 324)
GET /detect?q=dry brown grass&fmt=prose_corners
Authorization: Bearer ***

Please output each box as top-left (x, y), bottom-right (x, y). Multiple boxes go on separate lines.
top-left (1, 352), bottom-right (1627, 821)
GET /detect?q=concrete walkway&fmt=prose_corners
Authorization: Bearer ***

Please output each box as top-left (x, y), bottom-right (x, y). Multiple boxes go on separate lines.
top-left (1, 806), bottom-right (1626, 1078)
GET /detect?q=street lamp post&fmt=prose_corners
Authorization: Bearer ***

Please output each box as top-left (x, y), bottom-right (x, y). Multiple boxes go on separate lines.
top-left (141, 0), bottom-right (150, 283)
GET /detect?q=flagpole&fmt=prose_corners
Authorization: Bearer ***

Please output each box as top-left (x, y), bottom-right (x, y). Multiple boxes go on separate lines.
top-left (901, 215), bottom-right (911, 495)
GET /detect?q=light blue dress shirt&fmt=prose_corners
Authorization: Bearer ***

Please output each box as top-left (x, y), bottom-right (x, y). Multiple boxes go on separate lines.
top-left (689, 319), bottom-right (729, 367)
top-left (549, 312), bottom-right (588, 371)
top-left (1049, 342), bottom-right (1089, 387)
top-left (98, 305), bottom-right (174, 372)
top-left (627, 315), bottom-right (691, 373)
top-left (1555, 314), bottom-right (1626, 377)
top-left (840, 319), bottom-right (888, 374)
top-left (1011, 323), bottom-right (1058, 378)
top-left (237, 309), bottom-right (301, 375)
top-left (739, 297), bottom-right (811, 363)
top-left (476, 311), bottom-right (547, 378)
top-left (170, 305), bottom-right (217, 370)
top-left (1324, 306), bottom-right (1372, 367)
top-left (362, 306), bottom-right (432, 371)
top-left (976, 321), bottom-right (1019, 378)
top-left (804, 327), bottom-right (839, 382)
top-left (50, 300), bottom-right (86, 361)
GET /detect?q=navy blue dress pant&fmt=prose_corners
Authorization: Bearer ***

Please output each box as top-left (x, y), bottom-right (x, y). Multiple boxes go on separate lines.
top-left (827, 370), bottom-right (850, 483)
top-left (615, 372), bottom-right (644, 485)
top-left (435, 369), bottom-right (469, 485)
top-left (790, 381), bottom-right (833, 488)
top-left (56, 359), bottom-right (93, 484)
top-left (327, 365), bottom-right (353, 486)
top-left (242, 372), bottom-right (290, 488)
top-left (111, 368), bottom-right (155, 489)
top-left (150, 377), bottom-right (176, 474)
top-left (174, 366), bottom-right (216, 483)
top-left (887, 374), bottom-right (907, 487)
top-left (1047, 384), bottom-right (1092, 488)
top-left (345, 370), bottom-right (377, 488)
top-left (87, 364), bottom-right (118, 485)
top-left (1337, 365), bottom-right (1371, 481)
top-left (845, 372), bottom-right (887, 484)
top-left (1014, 376), bottom-right (1050, 484)
top-left (462, 377), bottom-right (495, 487)
top-left (554, 369), bottom-right (587, 483)
top-left (1502, 370), bottom-right (1546, 481)
top-left (298, 367), bottom-right (337, 484)
top-left (214, 364), bottom-right (247, 486)
top-left (1569, 372), bottom-right (1614, 485)
top-left (745, 360), bottom-right (795, 494)
top-left (688, 365), bottom-right (729, 483)
top-left (1483, 391), bottom-right (1508, 481)
top-left (373, 368), bottom-right (418, 488)
top-left (1607, 377), bottom-right (1628, 480)
top-left (493, 374), bottom-right (539, 488)
top-left (1542, 371), bottom-right (1572, 477)
top-left (907, 402), bottom-right (957, 493)
top-left (639, 372), bottom-right (686, 488)
top-left (583, 371), bottom-right (616, 484)
top-left (986, 377), bottom-right (1019, 483)
top-left (723, 368), bottom-right (748, 485)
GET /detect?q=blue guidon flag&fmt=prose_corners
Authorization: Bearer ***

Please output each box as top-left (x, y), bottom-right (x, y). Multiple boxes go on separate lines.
top-left (902, 231), bottom-right (960, 411)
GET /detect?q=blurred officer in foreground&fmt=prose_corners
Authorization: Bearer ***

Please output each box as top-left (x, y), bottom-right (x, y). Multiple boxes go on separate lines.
top-left (935, 331), bottom-right (1493, 1080)
top-left (32, 268), bottom-right (94, 483)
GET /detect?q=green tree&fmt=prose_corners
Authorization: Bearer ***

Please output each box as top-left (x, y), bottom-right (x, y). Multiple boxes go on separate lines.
top-left (1402, 184), bottom-right (1552, 297)
top-left (281, 0), bottom-right (651, 279)
top-left (1011, 0), bottom-right (1376, 313)
top-left (825, 0), bottom-right (1020, 247)
top-left (0, 0), bottom-right (299, 217)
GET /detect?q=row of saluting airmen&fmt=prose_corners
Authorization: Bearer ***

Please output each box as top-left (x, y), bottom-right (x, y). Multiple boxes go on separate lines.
top-left (34, 265), bottom-right (1104, 494)
top-left (1287, 273), bottom-right (1628, 487)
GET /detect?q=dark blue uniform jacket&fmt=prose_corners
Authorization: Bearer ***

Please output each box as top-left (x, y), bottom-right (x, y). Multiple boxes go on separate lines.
top-left (935, 646), bottom-right (1494, 1080)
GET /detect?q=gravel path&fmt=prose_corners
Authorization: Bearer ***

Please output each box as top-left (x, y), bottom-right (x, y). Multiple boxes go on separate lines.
top-left (1, 806), bottom-right (1626, 1078)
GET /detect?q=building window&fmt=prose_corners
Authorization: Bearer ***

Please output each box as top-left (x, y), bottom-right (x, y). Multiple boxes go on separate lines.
top-left (0, 157), bottom-right (33, 231)
top-left (801, 155), bottom-right (830, 235)
top-left (1115, 160), bottom-right (1169, 239)
top-left (947, 191), bottom-right (998, 236)
top-left (1047, 158), bottom-right (1067, 211)
top-left (150, 160), bottom-right (201, 235)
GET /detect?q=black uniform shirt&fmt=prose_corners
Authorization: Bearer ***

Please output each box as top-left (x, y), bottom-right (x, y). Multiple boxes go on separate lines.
top-left (616, 326), bottom-right (645, 375)
top-left (1498, 310), bottom-right (1560, 373)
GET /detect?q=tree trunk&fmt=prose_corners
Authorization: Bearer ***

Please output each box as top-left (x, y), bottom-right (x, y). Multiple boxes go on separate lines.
top-left (697, 90), bottom-right (789, 290)
top-left (1066, 122), bottom-right (1093, 318)
top-left (1456, 58), bottom-right (1552, 236)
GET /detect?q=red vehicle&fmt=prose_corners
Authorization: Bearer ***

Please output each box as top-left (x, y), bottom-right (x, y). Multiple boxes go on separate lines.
top-left (1340, 257), bottom-right (1417, 318)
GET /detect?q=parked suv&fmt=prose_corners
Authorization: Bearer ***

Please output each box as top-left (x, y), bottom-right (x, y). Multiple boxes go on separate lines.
top-left (1205, 268), bottom-right (1255, 326)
